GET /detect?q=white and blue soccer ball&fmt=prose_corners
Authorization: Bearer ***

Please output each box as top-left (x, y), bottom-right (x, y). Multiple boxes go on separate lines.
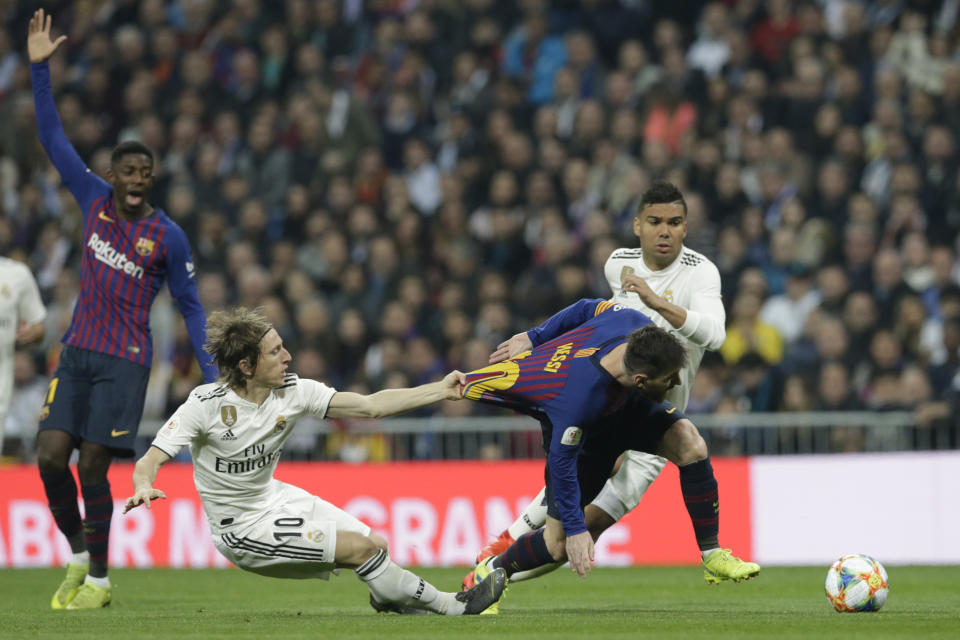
top-left (825, 554), bottom-right (889, 613)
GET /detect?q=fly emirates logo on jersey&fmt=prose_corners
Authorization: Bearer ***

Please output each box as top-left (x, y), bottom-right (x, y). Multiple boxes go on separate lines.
top-left (214, 443), bottom-right (282, 474)
top-left (87, 232), bottom-right (145, 279)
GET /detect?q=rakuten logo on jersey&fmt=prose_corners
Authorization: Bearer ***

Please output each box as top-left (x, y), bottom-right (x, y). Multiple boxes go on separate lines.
top-left (87, 232), bottom-right (144, 279)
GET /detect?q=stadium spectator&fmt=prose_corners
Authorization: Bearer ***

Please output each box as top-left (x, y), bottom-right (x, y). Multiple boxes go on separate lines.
top-left (2, 350), bottom-right (48, 460)
top-left (502, 9), bottom-right (567, 105)
top-left (759, 262), bottom-right (821, 344)
top-left (721, 290), bottom-right (784, 365)
top-left (1, 0), bottom-right (958, 462)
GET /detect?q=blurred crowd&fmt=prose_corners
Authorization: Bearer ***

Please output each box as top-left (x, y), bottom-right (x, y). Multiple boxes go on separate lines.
top-left (2, 0), bottom-right (960, 461)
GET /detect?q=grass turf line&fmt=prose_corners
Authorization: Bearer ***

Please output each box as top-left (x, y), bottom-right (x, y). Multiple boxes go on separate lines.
top-left (2, 566), bottom-right (958, 639)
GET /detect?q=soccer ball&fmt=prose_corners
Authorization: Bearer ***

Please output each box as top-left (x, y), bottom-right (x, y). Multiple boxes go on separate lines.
top-left (824, 554), bottom-right (889, 612)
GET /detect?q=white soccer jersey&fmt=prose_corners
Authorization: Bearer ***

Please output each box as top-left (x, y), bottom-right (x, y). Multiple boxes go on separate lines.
top-left (0, 258), bottom-right (46, 418)
top-left (604, 245), bottom-right (726, 411)
top-left (151, 374), bottom-right (336, 531)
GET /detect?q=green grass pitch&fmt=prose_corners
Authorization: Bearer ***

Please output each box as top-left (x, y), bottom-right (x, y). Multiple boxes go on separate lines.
top-left (3, 566), bottom-right (958, 639)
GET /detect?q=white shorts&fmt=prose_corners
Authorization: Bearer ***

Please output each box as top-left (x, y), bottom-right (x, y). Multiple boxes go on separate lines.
top-left (590, 450), bottom-right (668, 521)
top-left (212, 482), bottom-right (371, 579)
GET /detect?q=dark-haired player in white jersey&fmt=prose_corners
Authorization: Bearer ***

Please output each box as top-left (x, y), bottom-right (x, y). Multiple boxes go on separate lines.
top-left (125, 307), bottom-right (506, 615)
top-left (464, 181), bottom-right (735, 586)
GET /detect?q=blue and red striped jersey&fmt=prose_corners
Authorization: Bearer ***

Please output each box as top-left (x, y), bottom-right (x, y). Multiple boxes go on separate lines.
top-left (463, 298), bottom-right (654, 535)
top-left (32, 62), bottom-right (216, 381)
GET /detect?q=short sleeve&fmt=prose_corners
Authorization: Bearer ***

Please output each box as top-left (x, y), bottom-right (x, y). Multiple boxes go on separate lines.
top-left (151, 394), bottom-right (206, 458)
top-left (299, 378), bottom-right (337, 418)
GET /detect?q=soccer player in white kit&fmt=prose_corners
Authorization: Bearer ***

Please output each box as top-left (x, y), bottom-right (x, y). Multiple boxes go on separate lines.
top-left (125, 307), bottom-right (506, 615)
top-left (0, 256), bottom-right (47, 450)
top-left (464, 181), bottom-right (731, 584)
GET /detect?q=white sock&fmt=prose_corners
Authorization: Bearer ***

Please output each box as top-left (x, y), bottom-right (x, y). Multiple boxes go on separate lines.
top-left (84, 574), bottom-right (110, 588)
top-left (355, 549), bottom-right (461, 615)
top-left (507, 488), bottom-right (548, 540)
top-left (72, 551), bottom-right (90, 566)
top-left (701, 548), bottom-right (720, 559)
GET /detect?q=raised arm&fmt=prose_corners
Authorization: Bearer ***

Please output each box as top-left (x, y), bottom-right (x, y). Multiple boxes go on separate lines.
top-left (123, 446), bottom-right (172, 513)
top-left (28, 10), bottom-right (98, 196)
top-left (27, 9), bottom-right (67, 63)
top-left (326, 371), bottom-right (465, 419)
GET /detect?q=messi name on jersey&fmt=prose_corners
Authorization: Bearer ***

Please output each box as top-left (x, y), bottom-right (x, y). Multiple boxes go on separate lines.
top-left (87, 232), bottom-right (145, 279)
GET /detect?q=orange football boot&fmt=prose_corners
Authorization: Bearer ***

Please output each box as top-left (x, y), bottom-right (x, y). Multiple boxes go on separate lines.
top-left (461, 530), bottom-right (515, 590)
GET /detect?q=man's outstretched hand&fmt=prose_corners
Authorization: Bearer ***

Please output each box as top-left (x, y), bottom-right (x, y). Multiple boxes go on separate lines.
top-left (123, 488), bottom-right (167, 514)
top-left (28, 9), bottom-right (67, 64)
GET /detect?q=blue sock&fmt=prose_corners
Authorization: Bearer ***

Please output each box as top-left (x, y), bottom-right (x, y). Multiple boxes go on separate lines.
top-left (80, 481), bottom-right (113, 578)
top-left (679, 457), bottom-right (719, 551)
top-left (40, 470), bottom-right (83, 549)
top-left (491, 529), bottom-right (554, 577)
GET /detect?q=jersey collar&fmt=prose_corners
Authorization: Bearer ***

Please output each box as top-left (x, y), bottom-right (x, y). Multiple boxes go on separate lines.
top-left (639, 244), bottom-right (688, 275)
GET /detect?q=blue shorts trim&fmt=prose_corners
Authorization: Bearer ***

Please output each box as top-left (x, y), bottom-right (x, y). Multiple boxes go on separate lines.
top-left (38, 345), bottom-right (149, 457)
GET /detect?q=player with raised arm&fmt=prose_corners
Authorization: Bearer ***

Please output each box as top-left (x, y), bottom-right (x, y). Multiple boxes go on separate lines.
top-left (463, 181), bottom-right (735, 587)
top-left (459, 298), bottom-right (757, 612)
top-left (28, 10), bottom-right (218, 609)
top-left (0, 256), bottom-right (46, 451)
top-left (124, 307), bottom-right (506, 615)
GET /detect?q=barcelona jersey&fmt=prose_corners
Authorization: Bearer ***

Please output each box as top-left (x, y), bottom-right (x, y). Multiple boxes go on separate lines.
top-left (31, 62), bottom-right (216, 381)
top-left (462, 299), bottom-right (654, 535)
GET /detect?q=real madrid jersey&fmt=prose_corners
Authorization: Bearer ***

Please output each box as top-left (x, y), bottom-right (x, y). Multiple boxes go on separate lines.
top-left (603, 245), bottom-right (726, 411)
top-left (151, 374), bottom-right (335, 531)
top-left (0, 258), bottom-right (46, 416)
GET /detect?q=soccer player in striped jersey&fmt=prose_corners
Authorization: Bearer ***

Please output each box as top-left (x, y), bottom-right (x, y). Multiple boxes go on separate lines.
top-left (124, 307), bottom-right (506, 615)
top-left (460, 298), bottom-right (757, 610)
top-left (28, 10), bottom-right (218, 609)
top-left (464, 181), bottom-right (738, 587)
